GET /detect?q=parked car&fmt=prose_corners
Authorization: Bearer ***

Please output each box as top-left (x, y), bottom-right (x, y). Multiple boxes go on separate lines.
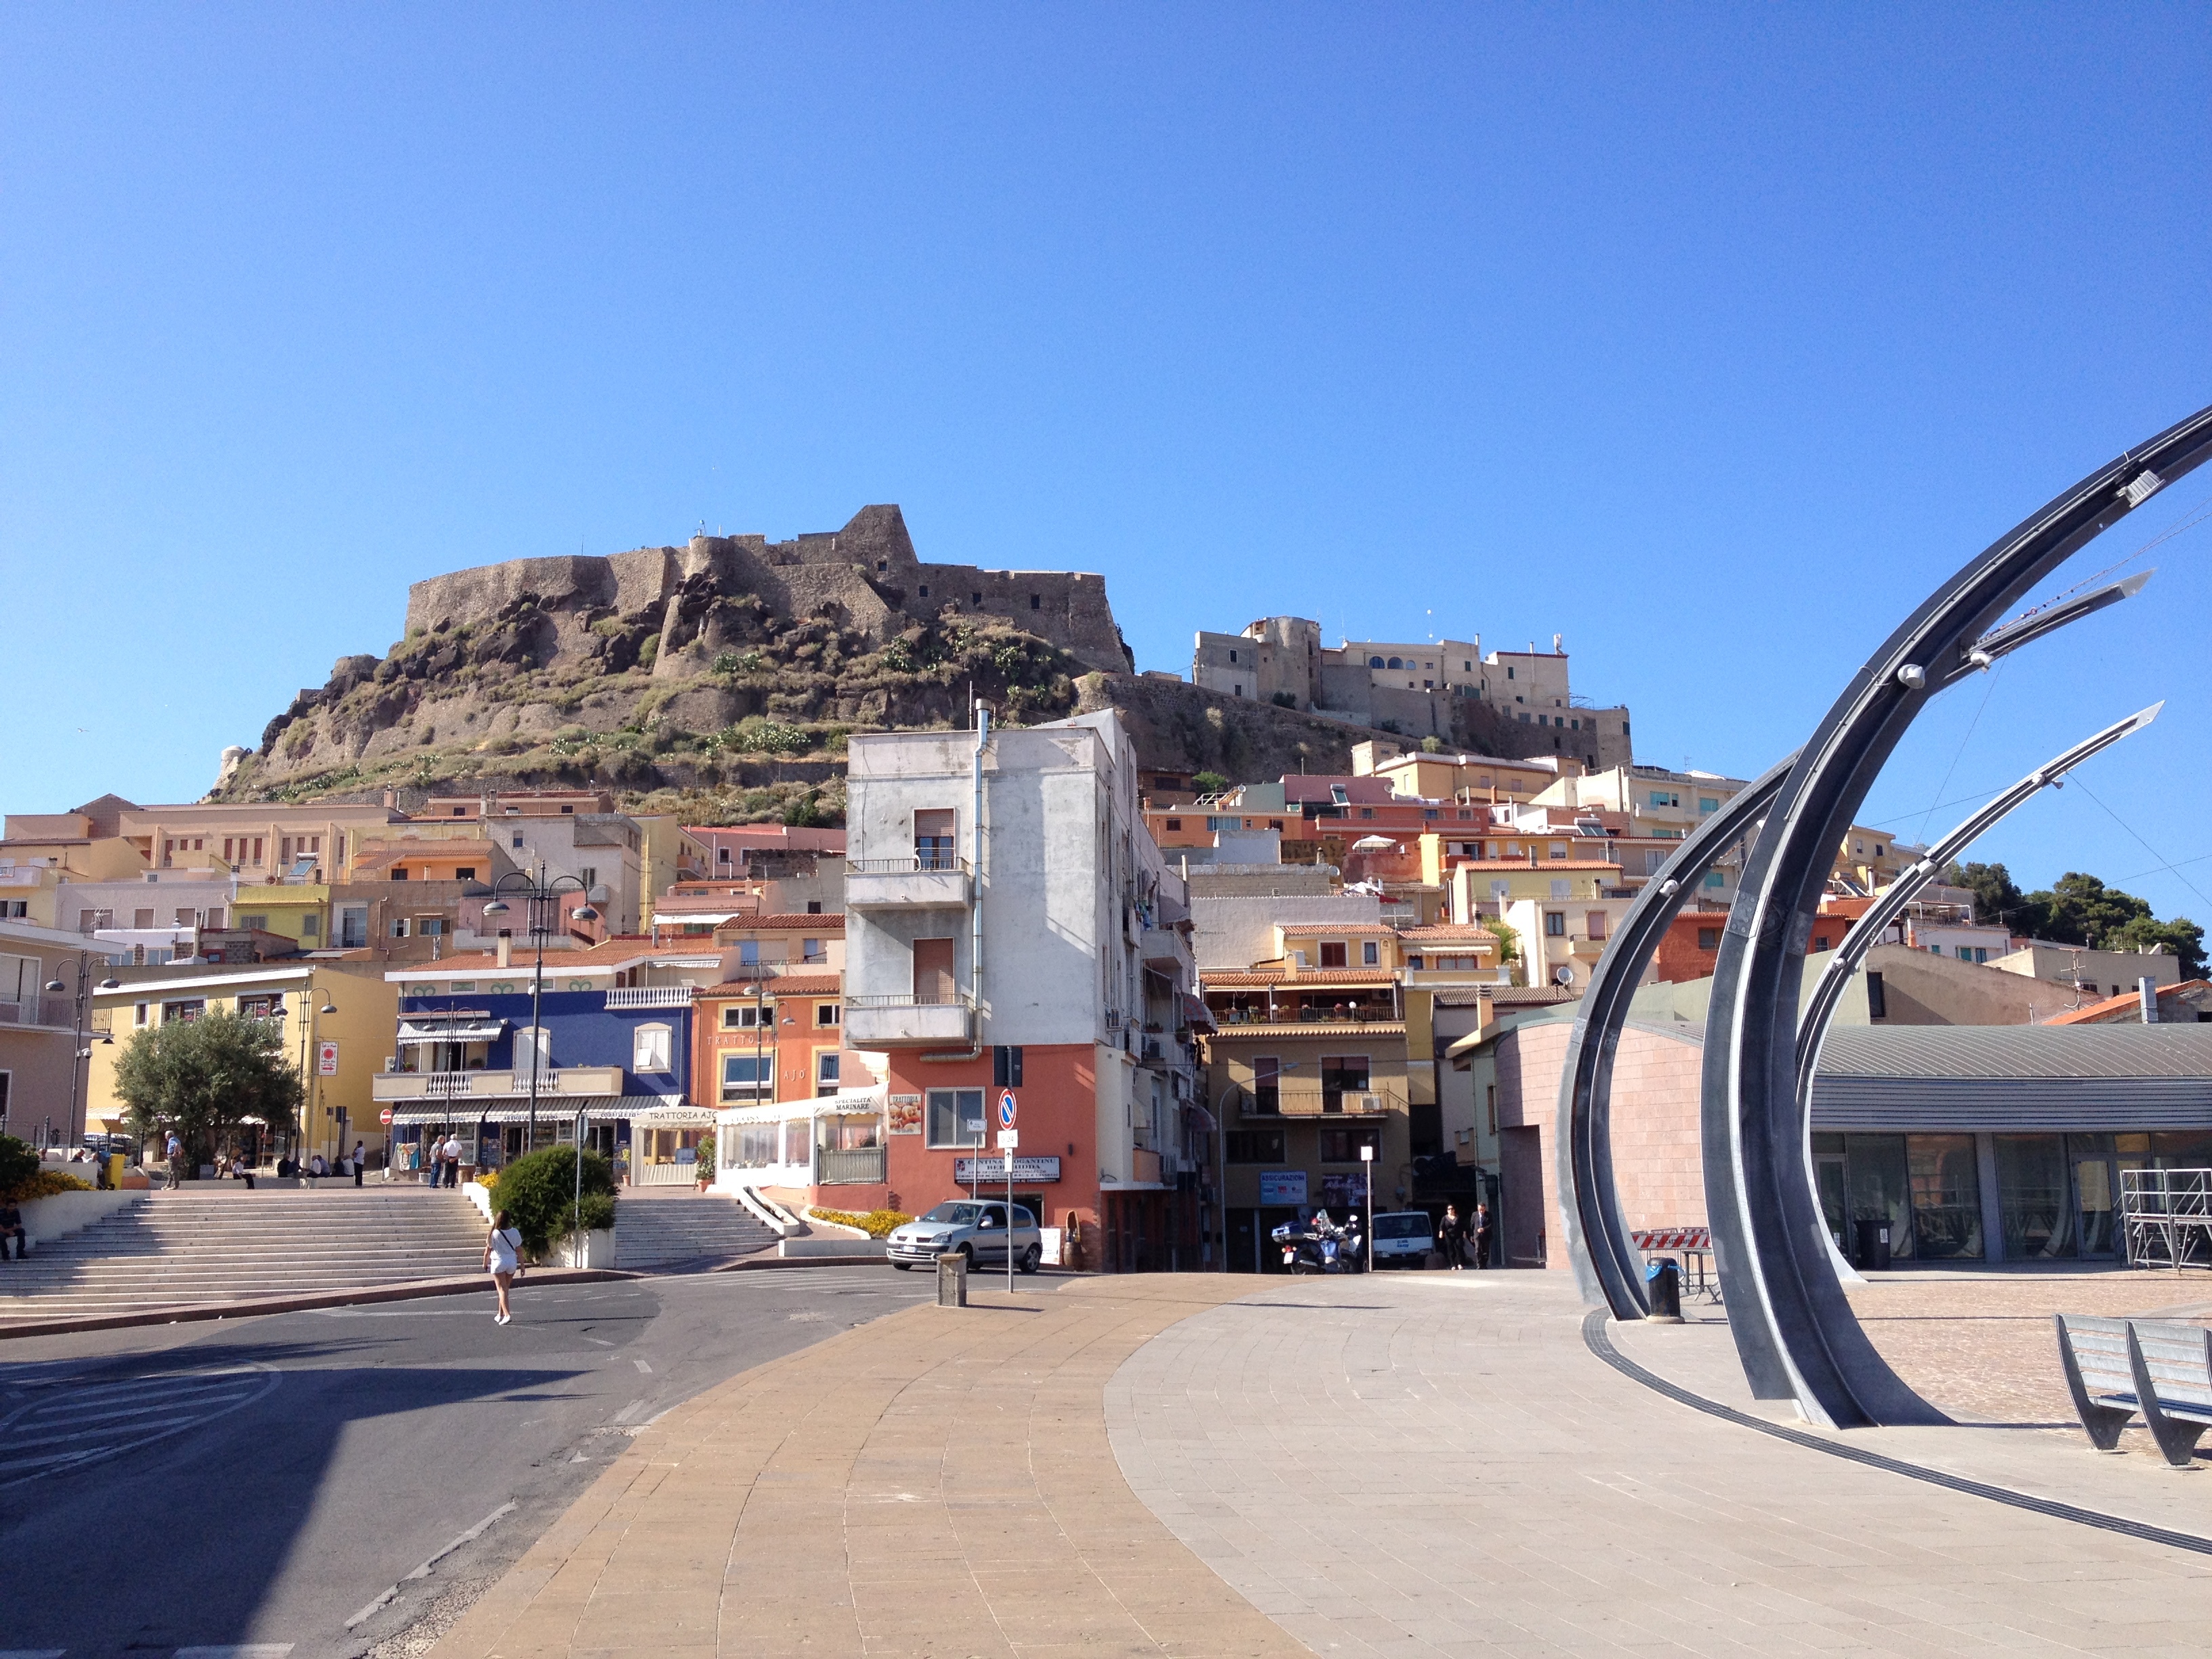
top-left (886, 1200), bottom-right (1044, 1273)
top-left (1369, 1210), bottom-right (1437, 1269)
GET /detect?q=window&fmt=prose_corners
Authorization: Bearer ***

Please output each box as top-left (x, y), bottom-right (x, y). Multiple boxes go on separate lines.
top-left (914, 808), bottom-right (958, 870)
top-left (1251, 1057), bottom-right (1279, 1114)
top-left (162, 999), bottom-right (206, 1024)
top-left (1361, 940), bottom-right (1380, 966)
top-left (912, 938), bottom-right (957, 1001)
top-left (1359, 807), bottom-right (1375, 819)
top-left (134, 907), bottom-right (156, 928)
top-left (817, 1002), bottom-right (840, 1027)
top-left (390, 917), bottom-right (411, 939)
top-left (134, 1002), bottom-right (149, 1027)
top-left (390, 867), bottom-right (409, 882)
top-left (721, 1004), bottom-right (763, 1029)
top-left (718, 846), bottom-right (732, 865)
top-left (1549, 879), bottom-right (1570, 899)
top-left (1164, 818), bottom-right (1183, 832)
top-left (512, 833), bottom-right (524, 850)
top-left (802, 937), bottom-right (823, 962)
top-left (1544, 912), bottom-right (1566, 937)
top-left (300, 914), bottom-right (320, 939)
top-left (240, 914), bottom-right (268, 932)
top-left (1586, 912), bottom-right (1608, 942)
top-left (1318, 941), bottom-right (1348, 968)
top-left (1228, 649), bottom-right (1238, 663)
top-left (817, 1051), bottom-right (840, 1095)
top-left (1226, 1129), bottom-right (1286, 1162)
top-left (1486, 1083), bottom-right (1498, 1135)
top-left (719, 1054), bottom-right (769, 1102)
top-left (1549, 842), bottom-right (1566, 859)
top-left (1506, 666), bottom-right (1515, 680)
top-left (337, 906), bottom-right (369, 949)
top-left (1698, 928), bottom-right (1721, 951)
top-left (1319, 1055), bottom-right (1369, 1112)
top-left (1865, 972), bottom-right (1887, 1019)
top-left (633, 1023), bottom-right (673, 1073)
top-left (739, 940), bottom-right (761, 967)
top-left (455, 867), bottom-right (476, 881)
top-left (1698, 798), bottom-right (1720, 813)
top-left (1704, 872), bottom-right (1725, 889)
top-left (238, 994), bottom-right (285, 1019)
top-left (419, 917), bottom-right (446, 936)
top-left (1029, 594), bottom-right (1041, 611)
top-left (1319, 1126), bottom-right (1380, 1162)
top-left (926, 1087), bottom-right (987, 1147)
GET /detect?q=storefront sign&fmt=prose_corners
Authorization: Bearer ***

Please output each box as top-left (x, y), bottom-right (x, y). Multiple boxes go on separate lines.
top-left (888, 1094), bottom-right (922, 1134)
top-left (954, 1155), bottom-right (1061, 1185)
top-left (1320, 1172), bottom-right (1364, 1210)
top-left (1258, 1170), bottom-right (1309, 1205)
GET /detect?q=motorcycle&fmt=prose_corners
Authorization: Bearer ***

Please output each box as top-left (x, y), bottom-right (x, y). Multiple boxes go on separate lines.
top-left (1272, 1214), bottom-right (1366, 1275)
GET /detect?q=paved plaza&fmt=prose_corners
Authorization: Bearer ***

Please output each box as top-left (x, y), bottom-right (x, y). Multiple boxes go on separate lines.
top-left (429, 1265), bottom-right (2212, 1659)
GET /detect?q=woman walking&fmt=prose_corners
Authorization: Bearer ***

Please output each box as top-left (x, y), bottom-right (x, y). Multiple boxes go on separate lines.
top-left (483, 1208), bottom-right (523, 1326)
top-left (1438, 1205), bottom-right (1462, 1270)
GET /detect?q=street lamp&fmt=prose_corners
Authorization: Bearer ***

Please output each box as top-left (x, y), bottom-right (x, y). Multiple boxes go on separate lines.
top-left (480, 864), bottom-right (604, 1153)
top-left (43, 960), bottom-right (120, 1155)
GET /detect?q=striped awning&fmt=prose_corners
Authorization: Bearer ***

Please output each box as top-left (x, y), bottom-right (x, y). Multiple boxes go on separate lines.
top-left (396, 1021), bottom-right (507, 1045)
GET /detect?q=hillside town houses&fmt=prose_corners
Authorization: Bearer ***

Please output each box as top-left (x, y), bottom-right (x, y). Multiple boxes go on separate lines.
top-left (7, 674), bottom-right (2203, 1275)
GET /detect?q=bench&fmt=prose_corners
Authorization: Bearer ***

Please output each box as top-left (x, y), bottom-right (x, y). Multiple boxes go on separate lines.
top-left (2055, 1313), bottom-right (2212, 1468)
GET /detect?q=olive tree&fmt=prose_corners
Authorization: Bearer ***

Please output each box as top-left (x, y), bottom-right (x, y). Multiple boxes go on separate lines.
top-left (113, 1011), bottom-right (302, 1172)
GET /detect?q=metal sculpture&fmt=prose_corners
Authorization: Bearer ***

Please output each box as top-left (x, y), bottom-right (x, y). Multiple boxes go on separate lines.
top-left (1556, 756), bottom-right (1793, 1315)
top-left (1793, 701), bottom-right (2162, 1278)
top-left (1703, 404), bottom-right (2212, 1428)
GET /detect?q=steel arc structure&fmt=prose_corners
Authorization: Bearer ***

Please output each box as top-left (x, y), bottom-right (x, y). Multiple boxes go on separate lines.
top-left (1702, 402), bottom-right (2212, 1429)
top-left (1555, 756), bottom-right (1795, 1317)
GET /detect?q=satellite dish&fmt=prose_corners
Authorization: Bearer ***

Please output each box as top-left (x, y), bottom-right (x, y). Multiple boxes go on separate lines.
top-left (1553, 964), bottom-right (1576, 986)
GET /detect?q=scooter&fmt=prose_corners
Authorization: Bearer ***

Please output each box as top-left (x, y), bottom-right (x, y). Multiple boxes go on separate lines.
top-left (1272, 1216), bottom-right (1366, 1275)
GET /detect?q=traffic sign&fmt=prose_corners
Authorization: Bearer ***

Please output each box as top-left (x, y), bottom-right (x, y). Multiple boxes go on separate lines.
top-left (378, 1107), bottom-right (394, 1126)
top-left (998, 1090), bottom-right (1017, 1129)
top-left (997, 1129), bottom-right (1019, 1149)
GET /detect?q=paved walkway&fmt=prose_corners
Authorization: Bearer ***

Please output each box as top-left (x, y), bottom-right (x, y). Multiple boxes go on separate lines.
top-left (430, 1267), bottom-right (2212, 1658)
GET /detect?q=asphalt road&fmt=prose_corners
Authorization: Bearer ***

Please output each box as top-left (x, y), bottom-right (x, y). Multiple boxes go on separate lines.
top-left (0, 1264), bottom-right (937, 1659)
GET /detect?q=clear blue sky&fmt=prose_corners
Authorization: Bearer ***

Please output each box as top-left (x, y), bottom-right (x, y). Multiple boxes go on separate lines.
top-left (5, 6), bottom-right (2209, 920)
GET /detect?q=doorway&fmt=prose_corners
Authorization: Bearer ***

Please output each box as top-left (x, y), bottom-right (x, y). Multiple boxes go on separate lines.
top-left (1815, 1153), bottom-right (1849, 1254)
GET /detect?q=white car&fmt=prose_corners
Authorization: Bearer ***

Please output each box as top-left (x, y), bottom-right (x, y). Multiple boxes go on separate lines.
top-left (886, 1200), bottom-right (1044, 1273)
top-left (1369, 1210), bottom-right (1437, 1269)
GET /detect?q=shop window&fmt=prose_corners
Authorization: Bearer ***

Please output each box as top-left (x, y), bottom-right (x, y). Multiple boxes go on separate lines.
top-left (926, 1087), bottom-right (987, 1148)
top-left (1907, 1134), bottom-right (1984, 1259)
top-left (720, 1054), bottom-right (769, 1102)
top-left (1995, 1135), bottom-right (2073, 1260)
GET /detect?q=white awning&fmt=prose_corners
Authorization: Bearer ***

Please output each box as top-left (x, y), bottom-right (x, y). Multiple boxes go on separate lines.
top-left (652, 912), bottom-right (741, 926)
top-left (396, 1021), bottom-right (507, 1044)
top-left (630, 1103), bottom-right (718, 1128)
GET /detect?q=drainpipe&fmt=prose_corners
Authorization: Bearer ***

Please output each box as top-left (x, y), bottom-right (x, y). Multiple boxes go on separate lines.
top-left (922, 701), bottom-right (989, 1065)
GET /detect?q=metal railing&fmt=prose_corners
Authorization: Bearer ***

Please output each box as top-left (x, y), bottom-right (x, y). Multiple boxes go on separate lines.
top-left (846, 854), bottom-right (969, 874)
top-left (2121, 1168), bottom-right (2212, 1269)
top-left (819, 1145), bottom-right (887, 1185)
top-left (846, 991), bottom-right (971, 1009)
top-left (0, 995), bottom-right (75, 1029)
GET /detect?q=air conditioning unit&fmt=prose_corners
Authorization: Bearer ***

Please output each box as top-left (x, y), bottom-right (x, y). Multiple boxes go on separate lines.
top-left (1349, 1092), bottom-right (1382, 1114)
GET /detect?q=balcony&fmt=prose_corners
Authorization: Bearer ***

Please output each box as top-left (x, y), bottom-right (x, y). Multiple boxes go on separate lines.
top-left (819, 1145), bottom-right (887, 1185)
top-left (844, 855), bottom-right (971, 909)
top-left (844, 993), bottom-right (972, 1048)
top-left (605, 985), bottom-right (697, 1009)
top-left (371, 1065), bottom-right (626, 1103)
top-left (1276, 1082), bottom-right (1406, 1118)
top-left (0, 994), bottom-right (76, 1031)
top-left (1141, 925), bottom-right (1194, 979)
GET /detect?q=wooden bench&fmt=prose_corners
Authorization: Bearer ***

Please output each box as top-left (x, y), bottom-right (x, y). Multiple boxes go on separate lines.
top-left (2055, 1313), bottom-right (2212, 1468)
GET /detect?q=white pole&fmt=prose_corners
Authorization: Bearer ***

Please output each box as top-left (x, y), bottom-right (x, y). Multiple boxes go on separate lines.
top-left (1361, 1143), bottom-right (1374, 1274)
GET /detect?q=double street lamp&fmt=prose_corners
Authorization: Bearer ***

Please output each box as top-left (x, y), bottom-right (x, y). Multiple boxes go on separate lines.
top-left (43, 956), bottom-right (119, 1155)
top-left (479, 865), bottom-right (604, 1151)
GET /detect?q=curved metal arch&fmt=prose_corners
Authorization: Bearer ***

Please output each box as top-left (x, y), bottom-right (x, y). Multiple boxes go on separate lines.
top-left (1793, 701), bottom-right (2162, 1281)
top-left (1704, 403), bottom-right (2212, 1429)
top-left (1556, 756), bottom-right (1795, 1316)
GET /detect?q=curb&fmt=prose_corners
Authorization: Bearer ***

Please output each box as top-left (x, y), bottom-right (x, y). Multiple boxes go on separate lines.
top-left (717, 1251), bottom-right (888, 1271)
top-left (0, 1268), bottom-right (642, 1341)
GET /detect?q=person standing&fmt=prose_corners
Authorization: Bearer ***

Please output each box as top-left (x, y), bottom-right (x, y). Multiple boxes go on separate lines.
top-left (351, 1141), bottom-right (367, 1188)
top-left (482, 1207), bottom-right (523, 1325)
top-left (1472, 1201), bottom-right (1492, 1269)
top-left (164, 1131), bottom-right (183, 1189)
top-left (443, 1134), bottom-right (462, 1188)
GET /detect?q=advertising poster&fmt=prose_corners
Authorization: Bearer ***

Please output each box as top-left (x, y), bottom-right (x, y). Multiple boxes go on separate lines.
top-left (888, 1094), bottom-right (922, 1134)
top-left (1258, 1170), bottom-right (1308, 1206)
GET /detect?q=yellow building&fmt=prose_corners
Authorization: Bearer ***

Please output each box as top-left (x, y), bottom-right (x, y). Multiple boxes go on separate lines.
top-left (0, 799), bottom-right (151, 926)
top-left (87, 960), bottom-right (399, 1161)
top-left (115, 800), bottom-right (407, 882)
top-left (1354, 745), bottom-right (1572, 804)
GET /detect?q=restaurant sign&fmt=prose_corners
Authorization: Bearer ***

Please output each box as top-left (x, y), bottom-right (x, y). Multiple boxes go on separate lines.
top-left (954, 1155), bottom-right (1062, 1185)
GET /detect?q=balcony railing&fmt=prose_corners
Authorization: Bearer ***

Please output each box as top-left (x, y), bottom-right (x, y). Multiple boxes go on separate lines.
top-left (844, 993), bottom-right (972, 1048)
top-left (605, 985), bottom-right (697, 1008)
top-left (844, 855), bottom-right (972, 910)
top-left (819, 1145), bottom-right (886, 1185)
top-left (371, 1065), bottom-right (627, 1102)
top-left (0, 995), bottom-right (76, 1029)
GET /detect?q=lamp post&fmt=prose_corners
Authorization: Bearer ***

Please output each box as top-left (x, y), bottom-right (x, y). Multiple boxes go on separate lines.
top-left (301, 987), bottom-right (338, 1166)
top-left (480, 865), bottom-right (604, 1155)
top-left (43, 956), bottom-right (120, 1154)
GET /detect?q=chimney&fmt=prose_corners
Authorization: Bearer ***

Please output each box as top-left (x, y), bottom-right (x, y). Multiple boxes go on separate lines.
top-left (496, 931), bottom-right (512, 969)
top-left (1475, 986), bottom-right (1495, 1031)
top-left (382, 787), bottom-right (398, 810)
top-left (2141, 976), bottom-right (2159, 1023)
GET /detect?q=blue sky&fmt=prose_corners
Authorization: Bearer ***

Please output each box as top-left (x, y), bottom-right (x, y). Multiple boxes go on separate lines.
top-left (4, 5), bottom-right (2208, 919)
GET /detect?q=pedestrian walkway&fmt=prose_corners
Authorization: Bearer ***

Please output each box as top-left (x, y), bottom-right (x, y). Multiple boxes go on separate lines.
top-left (433, 1265), bottom-right (2212, 1657)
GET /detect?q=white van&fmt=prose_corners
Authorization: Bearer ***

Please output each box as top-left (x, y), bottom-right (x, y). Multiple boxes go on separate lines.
top-left (1369, 1210), bottom-right (1436, 1269)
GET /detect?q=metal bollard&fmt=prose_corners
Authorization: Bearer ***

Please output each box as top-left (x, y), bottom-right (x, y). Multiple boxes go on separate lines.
top-left (1644, 1256), bottom-right (1684, 1323)
top-left (937, 1250), bottom-right (968, 1308)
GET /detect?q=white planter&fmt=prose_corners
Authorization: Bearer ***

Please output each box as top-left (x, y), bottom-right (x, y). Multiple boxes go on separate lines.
top-left (778, 1237), bottom-right (885, 1259)
top-left (563, 1227), bottom-right (616, 1269)
top-left (462, 1181), bottom-right (495, 1223)
top-left (20, 1190), bottom-right (138, 1248)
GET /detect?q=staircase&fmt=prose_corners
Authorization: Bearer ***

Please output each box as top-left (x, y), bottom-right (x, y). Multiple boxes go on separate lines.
top-left (615, 1193), bottom-right (780, 1270)
top-left (0, 1189), bottom-right (491, 1322)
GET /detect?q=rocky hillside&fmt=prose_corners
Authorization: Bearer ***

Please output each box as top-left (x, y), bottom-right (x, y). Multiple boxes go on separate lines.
top-left (216, 510), bottom-right (1557, 823)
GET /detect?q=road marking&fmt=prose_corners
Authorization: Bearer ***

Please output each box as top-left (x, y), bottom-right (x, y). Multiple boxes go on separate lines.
top-left (176, 1647), bottom-right (294, 1658)
top-left (634, 1358), bottom-right (652, 1372)
top-left (611, 1398), bottom-right (651, 1424)
top-left (344, 1500), bottom-right (518, 1630)
top-left (583, 1336), bottom-right (614, 1346)
top-left (0, 1647), bottom-right (68, 1658)
top-left (0, 1365), bottom-right (280, 1490)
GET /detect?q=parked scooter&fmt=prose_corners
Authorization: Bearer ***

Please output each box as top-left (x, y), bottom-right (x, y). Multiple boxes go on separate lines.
top-left (1272, 1212), bottom-right (1366, 1275)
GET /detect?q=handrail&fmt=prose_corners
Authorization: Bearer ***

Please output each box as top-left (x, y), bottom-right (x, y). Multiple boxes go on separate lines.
top-left (846, 991), bottom-right (970, 1009)
top-left (846, 855), bottom-right (970, 875)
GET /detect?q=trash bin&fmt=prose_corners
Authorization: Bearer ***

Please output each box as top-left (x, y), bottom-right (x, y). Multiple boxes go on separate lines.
top-left (936, 1250), bottom-right (969, 1308)
top-left (1645, 1256), bottom-right (1683, 1322)
top-left (1854, 1218), bottom-right (1892, 1272)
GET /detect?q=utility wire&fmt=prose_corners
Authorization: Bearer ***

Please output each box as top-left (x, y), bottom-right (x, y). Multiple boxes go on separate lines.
top-left (1999, 487), bottom-right (2212, 627)
top-left (2069, 778), bottom-right (2212, 918)
top-left (1914, 659), bottom-right (2002, 850)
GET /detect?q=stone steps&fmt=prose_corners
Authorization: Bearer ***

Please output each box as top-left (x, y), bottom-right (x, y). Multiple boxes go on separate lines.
top-left (615, 1196), bottom-right (779, 1268)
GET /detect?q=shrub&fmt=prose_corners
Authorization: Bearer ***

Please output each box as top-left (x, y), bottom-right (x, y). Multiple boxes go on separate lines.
top-left (1271, 691), bottom-right (1298, 708)
top-left (4, 1167), bottom-right (93, 1202)
top-left (693, 1134), bottom-right (715, 1174)
top-left (1191, 771), bottom-right (1228, 794)
top-left (493, 1145), bottom-right (617, 1256)
top-left (0, 1134), bottom-right (37, 1197)
top-left (808, 1206), bottom-right (912, 1240)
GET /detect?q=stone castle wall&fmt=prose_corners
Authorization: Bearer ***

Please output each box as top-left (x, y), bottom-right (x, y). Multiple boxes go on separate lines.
top-left (404, 505), bottom-right (1132, 677)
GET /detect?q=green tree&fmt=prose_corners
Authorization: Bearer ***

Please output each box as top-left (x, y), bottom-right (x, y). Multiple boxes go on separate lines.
top-left (112, 1012), bottom-right (302, 1172)
top-left (2105, 914), bottom-right (2207, 979)
top-left (1942, 861), bottom-right (2026, 931)
top-left (1191, 771), bottom-right (1228, 795)
top-left (0, 1134), bottom-right (38, 1197)
top-left (2022, 872), bottom-right (2153, 948)
top-left (493, 1145), bottom-right (617, 1257)
top-left (1420, 735), bottom-right (1443, 753)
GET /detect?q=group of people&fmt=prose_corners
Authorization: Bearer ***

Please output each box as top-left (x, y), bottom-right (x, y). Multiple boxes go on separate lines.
top-left (1435, 1202), bottom-right (1493, 1269)
top-left (416, 1134), bottom-right (466, 1187)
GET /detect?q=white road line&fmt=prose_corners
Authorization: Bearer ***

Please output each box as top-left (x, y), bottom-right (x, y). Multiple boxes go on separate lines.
top-left (611, 1398), bottom-right (650, 1424)
top-left (344, 1500), bottom-right (517, 1631)
top-left (633, 1357), bottom-right (652, 1372)
top-left (175, 1647), bottom-right (294, 1658)
top-left (0, 1647), bottom-right (68, 1657)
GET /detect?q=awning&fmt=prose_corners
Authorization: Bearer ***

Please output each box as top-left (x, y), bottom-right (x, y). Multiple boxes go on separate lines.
top-left (630, 1103), bottom-right (718, 1128)
top-left (388, 1100), bottom-right (625, 1126)
top-left (716, 1086), bottom-right (886, 1126)
top-left (653, 911), bottom-right (741, 926)
top-left (397, 1021), bottom-right (508, 1045)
